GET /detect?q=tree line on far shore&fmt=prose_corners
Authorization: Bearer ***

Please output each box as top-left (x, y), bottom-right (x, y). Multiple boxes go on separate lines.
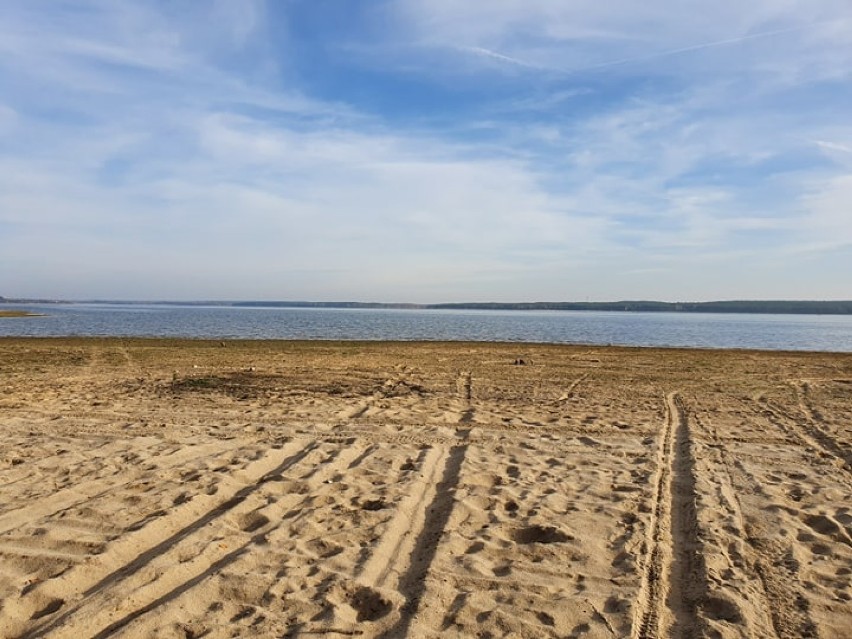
top-left (4, 297), bottom-right (851, 315)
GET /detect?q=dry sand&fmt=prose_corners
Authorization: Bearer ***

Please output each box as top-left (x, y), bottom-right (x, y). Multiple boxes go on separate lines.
top-left (0, 338), bottom-right (850, 639)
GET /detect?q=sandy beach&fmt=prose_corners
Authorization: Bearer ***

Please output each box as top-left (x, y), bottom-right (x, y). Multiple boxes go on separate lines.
top-left (0, 338), bottom-right (850, 638)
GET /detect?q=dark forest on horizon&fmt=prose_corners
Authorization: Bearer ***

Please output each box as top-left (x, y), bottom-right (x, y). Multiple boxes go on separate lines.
top-left (3, 297), bottom-right (852, 315)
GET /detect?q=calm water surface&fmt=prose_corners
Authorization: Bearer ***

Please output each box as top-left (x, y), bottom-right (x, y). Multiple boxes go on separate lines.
top-left (2, 304), bottom-right (851, 352)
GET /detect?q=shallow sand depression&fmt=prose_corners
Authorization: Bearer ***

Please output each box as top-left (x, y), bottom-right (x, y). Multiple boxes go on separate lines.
top-left (0, 338), bottom-right (850, 638)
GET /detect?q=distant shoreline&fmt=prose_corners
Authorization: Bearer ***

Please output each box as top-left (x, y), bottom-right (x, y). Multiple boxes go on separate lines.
top-left (3, 299), bottom-right (852, 315)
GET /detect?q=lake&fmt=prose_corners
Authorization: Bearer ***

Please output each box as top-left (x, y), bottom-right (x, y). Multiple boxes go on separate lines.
top-left (1, 304), bottom-right (851, 352)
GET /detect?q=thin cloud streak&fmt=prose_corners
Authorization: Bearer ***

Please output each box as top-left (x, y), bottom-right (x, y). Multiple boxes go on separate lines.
top-left (457, 46), bottom-right (545, 70)
top-left (554, 21), bottom-right (832, 75)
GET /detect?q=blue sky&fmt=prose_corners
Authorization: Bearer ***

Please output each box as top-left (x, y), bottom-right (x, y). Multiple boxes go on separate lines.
top-left (1, 0), bottom-right (850, 302)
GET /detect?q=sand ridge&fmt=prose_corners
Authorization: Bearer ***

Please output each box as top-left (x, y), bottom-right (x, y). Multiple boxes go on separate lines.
top-left (0, 338), bottom-right (850, 638)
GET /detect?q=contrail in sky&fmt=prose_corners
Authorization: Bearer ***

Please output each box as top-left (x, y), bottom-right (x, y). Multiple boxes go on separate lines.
top-left (460, 45), bottom-right (545, 69)
top-left (459, 21), bottom-right (828, 75)
top-left (564, 21), bottom-right (829, 74)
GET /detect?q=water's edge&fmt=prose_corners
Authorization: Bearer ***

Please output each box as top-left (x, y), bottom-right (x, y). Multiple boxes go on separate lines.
top-left (1, 304), bottom-right (850, 353)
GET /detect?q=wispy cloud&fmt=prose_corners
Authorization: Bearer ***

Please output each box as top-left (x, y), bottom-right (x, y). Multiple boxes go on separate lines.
top-left (550, 21), bottom-right (834, 76)
top-left (457, 45), bottom-right (544, 70)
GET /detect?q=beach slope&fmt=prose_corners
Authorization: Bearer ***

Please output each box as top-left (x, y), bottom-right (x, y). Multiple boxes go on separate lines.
top-left (0, 339), bottom-right (850, 638)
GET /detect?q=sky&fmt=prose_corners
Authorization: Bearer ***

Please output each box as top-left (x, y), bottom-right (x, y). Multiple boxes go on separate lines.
top-left (1, 1), bottom-right (851, 302)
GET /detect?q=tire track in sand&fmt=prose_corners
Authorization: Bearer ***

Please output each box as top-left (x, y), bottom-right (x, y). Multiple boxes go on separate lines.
top-left (67, 444), bottom-right (367, 639)
top-left (725, 465), bottom-right (820, 639)
top-left (632, 392), bottom-right (706, 639)
top-left (380, 437), bottom-right (468, 638)
top-left (758, 394), bottom-right (852, 482)
top-left (793, 382), bottom-right (852, 472)
top-left (3, 439), bottom-right (318, 638)
top-left (727, 399), bottom-right (826, 637)
top-left (0, 439), bottom-right (237, 536)
top-left (691, 412), bottom-right (779, 638)
top-left (333, 431), bottom-right (469, 637)
top-left (356, 445), bottom-right (450, 591)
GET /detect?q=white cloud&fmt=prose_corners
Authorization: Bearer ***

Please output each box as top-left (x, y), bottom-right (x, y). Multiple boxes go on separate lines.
top-left (816, 140), bottom-right (852, 154)
top-left (0, 92), bottom-right (613, 299)
top-left (1, 1), bottom-right (850, 300)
